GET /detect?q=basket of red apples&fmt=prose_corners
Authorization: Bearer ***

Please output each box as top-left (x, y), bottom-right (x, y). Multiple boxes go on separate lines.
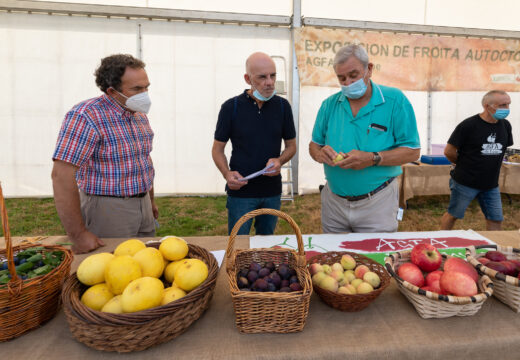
top-left (385, 244), bottom-right (493, 319)
top-left (466, 245), bottom-right (520, 312)
top-left (308, 251), bottom-right (390, 312)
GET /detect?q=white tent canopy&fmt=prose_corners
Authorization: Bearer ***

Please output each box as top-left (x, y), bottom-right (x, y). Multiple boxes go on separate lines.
top-left (1, 0), bottom-right (519, 197)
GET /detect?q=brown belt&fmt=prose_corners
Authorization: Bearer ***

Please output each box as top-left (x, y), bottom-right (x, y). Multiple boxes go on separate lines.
top-left (90, 192), bottom-right (147, 198)
top-left (335, 177), bottom-right (395, 202)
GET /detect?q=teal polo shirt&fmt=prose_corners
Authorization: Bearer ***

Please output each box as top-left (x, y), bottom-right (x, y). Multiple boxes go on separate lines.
top-left (312, 81), bottom-right (420, 196)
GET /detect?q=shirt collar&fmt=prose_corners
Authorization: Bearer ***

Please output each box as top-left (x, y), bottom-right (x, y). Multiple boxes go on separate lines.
top-left (102, 93), bottom-right (128, 115)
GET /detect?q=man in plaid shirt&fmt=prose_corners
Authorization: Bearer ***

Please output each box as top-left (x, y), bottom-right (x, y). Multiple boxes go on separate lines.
top-left (52, 54), bottom-right (157, 254)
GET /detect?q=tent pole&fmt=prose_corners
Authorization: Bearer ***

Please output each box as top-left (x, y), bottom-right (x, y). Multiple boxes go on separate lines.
top-left (290, 0), bottom-right (301, 194)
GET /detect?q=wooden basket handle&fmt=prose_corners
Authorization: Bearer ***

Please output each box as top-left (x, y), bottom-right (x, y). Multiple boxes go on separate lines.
top-left (225, 208), bottom-right (304, 265)
top-left (0, 183), bottom-right (21, 288)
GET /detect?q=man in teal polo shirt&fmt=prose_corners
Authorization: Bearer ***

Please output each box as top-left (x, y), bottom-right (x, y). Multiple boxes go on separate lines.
top-left (309, 44), bottom-right (420, 233)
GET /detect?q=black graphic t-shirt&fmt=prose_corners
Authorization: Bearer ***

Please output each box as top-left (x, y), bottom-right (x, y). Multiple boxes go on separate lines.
top-left (448, 114), bottom-right (513, 190)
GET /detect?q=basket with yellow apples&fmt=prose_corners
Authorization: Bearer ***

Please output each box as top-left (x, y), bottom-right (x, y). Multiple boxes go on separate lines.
top-left (308, 251), bottom-right (390, 311)
top-left (226, 208), bottom-right (312, 334)
top-left (385, 244), bottom-right (493, 319)
top-left (466, 245), bottom-right (520, 312)
top-left (61, 237), bottom-right (218, 352)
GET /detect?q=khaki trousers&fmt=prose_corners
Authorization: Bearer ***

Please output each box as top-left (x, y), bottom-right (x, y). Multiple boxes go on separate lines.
top-left (321, 180), bottom-right (399, 233)
top-left (79, 191), bottom-right (155, 238)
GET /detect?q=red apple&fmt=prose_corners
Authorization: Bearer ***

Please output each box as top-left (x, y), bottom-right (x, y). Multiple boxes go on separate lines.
top-left (478, 257), bottom-right (490, 265)
top-left (500, 261), bottom-right (518, 277)
top-left (420, 285), bottom-right (433, 292)
top-left (397, 262), bottom-right (425, 287)
top-left (425, 270), bottom-right (443, 285)
top-left (508, 259), bottom-right (520, 275)
top-left (485, 250), bottom-right (507, 262)
top-left (443, 257), bottom-right (478, 283)
top-left (486, 261), bottom-right (508, 275)
top-left (428, 279), bottom-right (447, 295)
top-left (440, 271), bottom-right (478, 297)
top-left (410, 244), bottom-right (442, 272)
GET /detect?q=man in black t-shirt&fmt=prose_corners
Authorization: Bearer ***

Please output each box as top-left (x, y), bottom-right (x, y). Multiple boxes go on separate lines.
top-left (212, 52), bottom-right (297, 235)
top-left (441, 90), bottom-right (514, 230)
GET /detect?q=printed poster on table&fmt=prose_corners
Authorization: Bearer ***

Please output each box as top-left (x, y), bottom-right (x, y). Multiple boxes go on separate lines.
top-left (295, 27), bottom-right (520, 91)
top-left (250, 230), bottom-right (495, 265)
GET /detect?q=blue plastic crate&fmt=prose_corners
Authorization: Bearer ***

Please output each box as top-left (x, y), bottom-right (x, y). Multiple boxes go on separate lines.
top-left (420, 155), bottom-right (451, 165)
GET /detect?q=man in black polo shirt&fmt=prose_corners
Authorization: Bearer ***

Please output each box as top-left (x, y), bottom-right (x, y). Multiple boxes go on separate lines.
top-left (440, 90), bottom-right (513, 230)
top-left (212, 52), bottom-right (297, 235)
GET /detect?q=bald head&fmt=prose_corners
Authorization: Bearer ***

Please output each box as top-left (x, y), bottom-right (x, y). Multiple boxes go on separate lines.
top-left (245, 52), bottom-right (275, 74)
top-left (244, 52), bottom-right (276, 101)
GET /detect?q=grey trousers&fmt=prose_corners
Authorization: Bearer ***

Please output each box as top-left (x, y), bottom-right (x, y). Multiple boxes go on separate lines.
top-left (79, 191), bottom-right (155, 238)
top-left (321, 180), bottom-right (399, 233)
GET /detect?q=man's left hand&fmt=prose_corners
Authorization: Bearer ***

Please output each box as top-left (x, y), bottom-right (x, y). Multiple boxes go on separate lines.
top-left (264, 158), bottom-right (281, 176)
top-left (337, 150), bottom-right (374, 170)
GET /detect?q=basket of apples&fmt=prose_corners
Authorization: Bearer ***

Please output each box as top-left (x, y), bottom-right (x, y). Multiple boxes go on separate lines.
top-left (466, 245), bottom-right (520, 312)
top-left (385, 244), bottom-right (493, 319)
top-left (308, 252), bottom-right (390, 312)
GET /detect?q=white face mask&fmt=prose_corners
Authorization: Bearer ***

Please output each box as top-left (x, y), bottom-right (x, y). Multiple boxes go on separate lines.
top-left (112, 88), bottom-right (152, 114)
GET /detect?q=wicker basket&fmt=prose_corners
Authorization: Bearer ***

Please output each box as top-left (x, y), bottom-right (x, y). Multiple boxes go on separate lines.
top-left (308, 251), bottom-right (390, 312)
top-left (61, 242), bottom-right (218, 352)
top-left (0, 183), bottom-right (73, 341)
top-left (226, 208), bottom-right (312, 333)
top-left (385, 250), bottom-right (493, 319)
top-left (466, 245), bottom-right (520, 312)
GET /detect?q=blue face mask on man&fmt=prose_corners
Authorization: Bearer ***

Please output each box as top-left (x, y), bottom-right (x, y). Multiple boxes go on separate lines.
top-left (341, 71), bottom-right (368, 99)
top-left (253, 88), bottom-right (276, 102)
top-left (492, 108), bottom-right (509, 120)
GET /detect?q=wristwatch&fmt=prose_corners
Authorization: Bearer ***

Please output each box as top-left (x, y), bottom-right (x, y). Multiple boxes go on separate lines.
top-left (372, 152), bottom-right (382, 166)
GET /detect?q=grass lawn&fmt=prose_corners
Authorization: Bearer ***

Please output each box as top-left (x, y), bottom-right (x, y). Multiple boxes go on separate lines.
top-left (2, 194), bottom-right (519, 238)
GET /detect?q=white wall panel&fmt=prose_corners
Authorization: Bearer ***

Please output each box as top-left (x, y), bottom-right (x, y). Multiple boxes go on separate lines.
top-left (0, 12), bottom-right (137, 197)
top-left (140, 21), bottom-right (291, 195)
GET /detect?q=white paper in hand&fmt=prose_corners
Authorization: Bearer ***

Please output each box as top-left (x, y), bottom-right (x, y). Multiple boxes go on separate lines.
top-left (238, 163), bottom-right (275, 181)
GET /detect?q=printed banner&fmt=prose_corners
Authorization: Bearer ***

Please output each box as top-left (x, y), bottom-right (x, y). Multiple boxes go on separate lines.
top-left (250, 230), bottom-right (495, 265)
top-left (295, 27), bottom-right (520, 91)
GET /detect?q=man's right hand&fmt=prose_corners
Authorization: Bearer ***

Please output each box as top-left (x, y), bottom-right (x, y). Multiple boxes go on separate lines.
top-left (71, 230), bottom-right (105, 254)
top-left (226, 170), bottom-right (247, 190)
top-left (317, 145), bottom-right (340, 166)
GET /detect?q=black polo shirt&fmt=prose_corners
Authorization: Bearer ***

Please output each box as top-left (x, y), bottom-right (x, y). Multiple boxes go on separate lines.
top-left (214, 90), bottom-right (296, 198)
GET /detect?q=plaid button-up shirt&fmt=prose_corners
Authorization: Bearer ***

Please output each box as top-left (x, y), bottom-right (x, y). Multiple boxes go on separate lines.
top-left (53, 94), bottom-right (155, 196)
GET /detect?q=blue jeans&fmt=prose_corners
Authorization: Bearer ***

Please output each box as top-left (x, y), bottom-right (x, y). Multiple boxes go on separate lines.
top-left (447, 178), bottom-right (503, 221)
top-left (226, 195), bottom-right (281, 235)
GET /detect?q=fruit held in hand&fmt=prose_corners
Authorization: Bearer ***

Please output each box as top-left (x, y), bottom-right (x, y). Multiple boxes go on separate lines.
top-left (333, 154), bottom-right (344, 163)
top-left (410, 244), bottom-right (442, 272)
top-left (397, 263), bottom-right (425, 287)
